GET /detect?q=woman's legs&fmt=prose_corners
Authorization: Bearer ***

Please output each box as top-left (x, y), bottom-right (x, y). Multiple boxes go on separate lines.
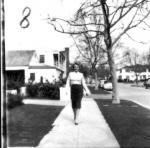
top-left (73, 108), bottom-right (80, 125)
top-left (73, 108), bottom-right (76, 120)
top-left (75, 109), bottom-right (80, 123)
top-left (71, 85), bottom-right (83, 125)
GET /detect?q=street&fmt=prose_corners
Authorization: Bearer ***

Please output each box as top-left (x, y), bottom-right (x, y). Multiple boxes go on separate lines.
top-left (118, 83), bottom-right (150, 109)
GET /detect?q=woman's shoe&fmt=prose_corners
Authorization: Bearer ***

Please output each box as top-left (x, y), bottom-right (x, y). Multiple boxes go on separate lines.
top-left (74, 119), bottom-right (79, 125)
top-left (75, 122), bottom-right (78, 125)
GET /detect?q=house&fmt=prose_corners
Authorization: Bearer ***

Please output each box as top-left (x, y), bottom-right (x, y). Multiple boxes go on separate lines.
top-left (6, 48), bottom-right (69, 85)
top-left (116, 69), bottom-right (136, 82)
top-left (116, 65), bottom-right (150, 82)
top-left (139, 69), bottom-right (150, 80)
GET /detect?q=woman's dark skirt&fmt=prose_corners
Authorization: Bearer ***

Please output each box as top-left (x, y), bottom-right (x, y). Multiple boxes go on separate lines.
top-left (71, 84), bottom-right (83, 109)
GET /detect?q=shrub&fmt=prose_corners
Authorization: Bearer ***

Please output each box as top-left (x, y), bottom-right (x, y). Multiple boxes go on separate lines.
top-left (60, 78), bottom-right (67, 87)
top-left (26, 83), bottom-right (39, 97)
top-left (50, 84), bottom-right (60, 100)
top-left (26, 82), bottom-right (60, 100)
top-left (38, 83), bottom-right (53, 97)
top-left (7, 93), bottom-right (23, 109)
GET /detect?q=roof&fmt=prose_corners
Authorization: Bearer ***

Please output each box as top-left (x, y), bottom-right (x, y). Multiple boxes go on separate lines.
top-left (6, 50), bottom-right (35, 66)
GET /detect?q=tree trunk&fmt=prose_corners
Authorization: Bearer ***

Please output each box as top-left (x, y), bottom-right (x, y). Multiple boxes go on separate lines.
top-left (100, 1), bottom-right (120, 104)
top-left (94, 71), bottom-right (99, 90)
top-left (107, 47), bottom-right (120, 104)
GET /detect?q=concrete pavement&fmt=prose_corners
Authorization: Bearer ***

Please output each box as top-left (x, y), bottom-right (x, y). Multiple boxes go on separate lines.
top-left (36, 98), bottom-right (120, 148)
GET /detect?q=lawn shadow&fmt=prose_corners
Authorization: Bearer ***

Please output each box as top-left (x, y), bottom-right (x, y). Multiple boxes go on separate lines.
top-left (7, 104), bottom-right (64, 147)
top-left (95, 99), bottom-right (150, 148)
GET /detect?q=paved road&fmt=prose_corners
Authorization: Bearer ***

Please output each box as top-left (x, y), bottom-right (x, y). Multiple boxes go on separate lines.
top-left (118, 83), bottom-right (150, 109)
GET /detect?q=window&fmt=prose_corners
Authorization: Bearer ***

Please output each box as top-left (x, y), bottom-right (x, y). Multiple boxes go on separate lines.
top-left (143, 75), bottom-right (146, 79)
top-left (53, 54), bottom-right (58, 66)
top-left (30, 73), bottom-right (35, 81)
top-left (40, 76), bottom-right (43, 83)
top-left (39, 55), bottom-right (45, 63)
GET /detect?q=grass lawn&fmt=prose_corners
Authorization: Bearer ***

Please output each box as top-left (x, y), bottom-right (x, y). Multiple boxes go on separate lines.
top-left (7, 104), bottom-right (64, 147)
top-left (88, 86), bottom-right (110, 94)
top-left (95, 99), bottom-right (150, 148)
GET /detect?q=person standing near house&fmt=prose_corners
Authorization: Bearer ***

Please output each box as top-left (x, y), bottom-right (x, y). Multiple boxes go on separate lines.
top-left (66, 63), bottom-right (91, 125)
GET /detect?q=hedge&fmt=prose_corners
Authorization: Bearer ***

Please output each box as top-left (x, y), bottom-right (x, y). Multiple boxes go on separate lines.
top-left (26, 82), bottom-right (60, 100)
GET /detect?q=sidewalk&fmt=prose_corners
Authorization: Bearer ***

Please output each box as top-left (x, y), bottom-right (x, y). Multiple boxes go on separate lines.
top-left (36, 98), bottom-right (120, 148)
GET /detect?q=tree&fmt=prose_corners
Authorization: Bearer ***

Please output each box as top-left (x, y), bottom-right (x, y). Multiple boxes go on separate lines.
top-left (48, 0), bottom-right (150, 104)
top-left (122, 49), bottom-right (141, 83)
top-left (122, 49), bottom-right (140, 66)
top-left (145, 48), bottom-right (150, 65)
top-left (51, 3), bottom-right (108, 90)
top-left (99, 0), bottom-right (150, 103)
top-left (71, 30), bottom-right (107, 90)
top-left (97, 64), bottom-right (110, 79)
top-left (78, 63), bottom-right (91, 78)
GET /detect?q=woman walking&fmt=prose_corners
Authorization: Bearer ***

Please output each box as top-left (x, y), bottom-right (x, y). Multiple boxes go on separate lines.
top-left (66, 63), bottom-right (91, 125)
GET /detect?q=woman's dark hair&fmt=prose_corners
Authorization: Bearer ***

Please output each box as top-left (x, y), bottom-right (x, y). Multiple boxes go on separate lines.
top-left (72, 62), bottom-right (80, 69)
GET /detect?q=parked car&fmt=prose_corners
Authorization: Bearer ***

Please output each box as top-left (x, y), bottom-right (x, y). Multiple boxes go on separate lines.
top-left (103, 81), bottom-right (113, 90)
top-left (144, 78), bottom-right (150, 89)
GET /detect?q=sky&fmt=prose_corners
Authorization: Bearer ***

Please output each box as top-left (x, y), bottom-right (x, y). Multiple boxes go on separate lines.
top-left (5, 0), bottom-right (84, 62)
top-left (5, 0), bottom-right (150, 63)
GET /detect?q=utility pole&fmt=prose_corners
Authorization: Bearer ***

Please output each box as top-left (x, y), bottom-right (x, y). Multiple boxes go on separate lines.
top-left (1, 0), bottom-right (7, 147)
top-left (65, 47), bottom-right (70, 77)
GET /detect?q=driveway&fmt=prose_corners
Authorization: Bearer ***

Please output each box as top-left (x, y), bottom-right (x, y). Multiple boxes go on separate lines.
top-left (118, 83), bottom-right (150, 109)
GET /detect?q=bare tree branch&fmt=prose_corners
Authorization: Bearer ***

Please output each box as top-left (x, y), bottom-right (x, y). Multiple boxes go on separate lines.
top-left (125, 32), bottom-right (150, 44)
top-left (110, 0), bottom-right (147, 28)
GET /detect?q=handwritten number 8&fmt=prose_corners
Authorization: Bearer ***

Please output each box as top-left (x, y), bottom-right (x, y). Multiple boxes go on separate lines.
top-left (20, 7), bottom-right (31, 28)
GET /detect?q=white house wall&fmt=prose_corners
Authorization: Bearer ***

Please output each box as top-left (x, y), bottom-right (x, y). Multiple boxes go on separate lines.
top-left (25, 68), bottom-right (29, 83)
top-left (26, 68), bottom-right (61, 83)
top-left (116, 69), bottom-right (136, 81)
top-left (117, 68), bottom-right (150, 81)
top-left (139, 70), bottom-right (150, 80)
top-left (29, 52), bottom-right (39, 66)
top-left (29, 50), bottom-right (54, 66)
top-left (6, 66), bottom-right (62, 83)
top-left (56, 69), bottom-right (62, 81)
